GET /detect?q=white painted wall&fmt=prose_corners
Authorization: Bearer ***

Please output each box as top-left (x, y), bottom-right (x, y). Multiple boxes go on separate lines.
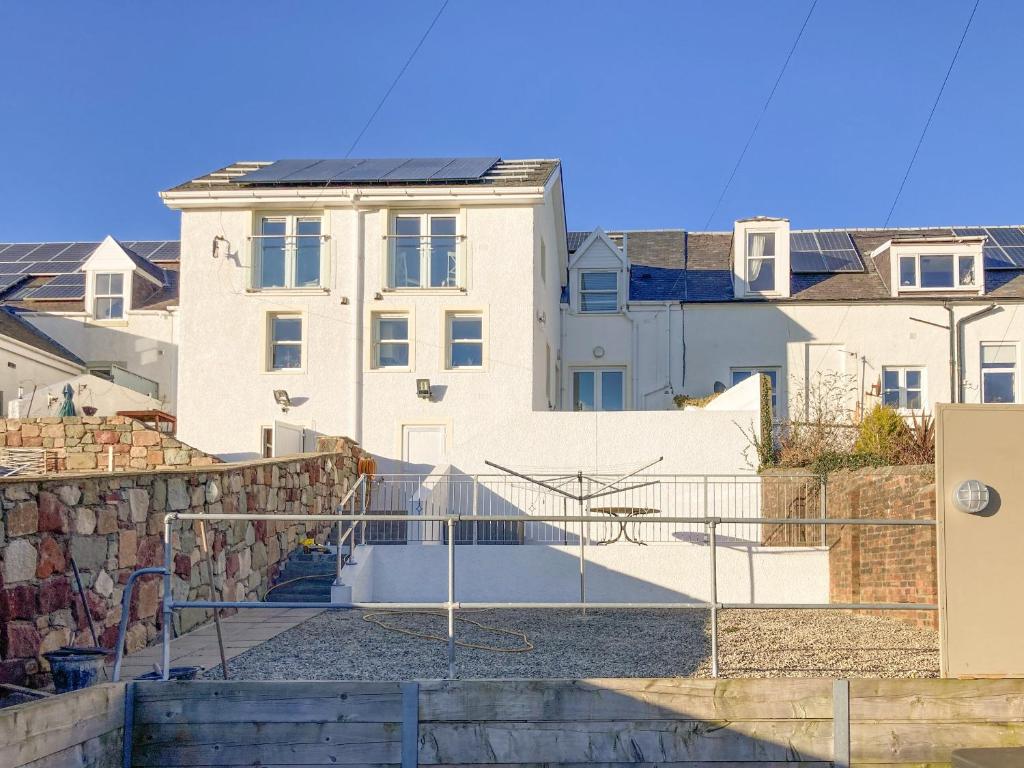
top-left (6, 373), bottom-right (163, 418)
top-left (0, 336), bottom-right (83, 415)
top-left (346, 543), bottom-right (828, 605)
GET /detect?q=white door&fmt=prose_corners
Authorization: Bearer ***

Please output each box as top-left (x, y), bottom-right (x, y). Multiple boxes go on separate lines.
top-left (402, 425), bottom-right (447, 470)
top-left (272, 420), bottom-right (305, 457)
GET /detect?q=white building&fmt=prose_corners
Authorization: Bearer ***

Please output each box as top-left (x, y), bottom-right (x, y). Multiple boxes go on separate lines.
top-left (155, 157), bottom-right (1024, 469)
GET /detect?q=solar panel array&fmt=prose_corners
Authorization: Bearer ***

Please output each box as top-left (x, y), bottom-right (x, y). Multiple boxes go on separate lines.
top-left (952, 227), bottom-right (1024, 269)
top-left (0, 241), bottom-right (178, 301)
top-left (790, 231), bottom-right (865, 273)
top-left (231, 157), bottom-right (500, 185)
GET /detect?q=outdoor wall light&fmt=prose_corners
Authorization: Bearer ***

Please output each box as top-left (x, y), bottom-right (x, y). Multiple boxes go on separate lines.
top-left (416, 379), bottom-right (433, 400)
top-left (953, 479), bottom-right (990, 514)
top-left (273, 389), bottom-right (292, 413)
top-left (593, 346), bottom-right (605, 359)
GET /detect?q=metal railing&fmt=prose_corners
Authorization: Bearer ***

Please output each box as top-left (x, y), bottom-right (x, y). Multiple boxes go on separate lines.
top-left (122, 501), bottom-right (937, 682)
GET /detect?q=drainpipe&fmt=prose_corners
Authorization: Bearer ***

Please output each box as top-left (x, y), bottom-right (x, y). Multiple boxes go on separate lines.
top-left (349, 195), bottom-right (365, 442)
top-left (954, 303), bottom-right (998, 403)
top-left (944, 303), bottom-right (956, 403)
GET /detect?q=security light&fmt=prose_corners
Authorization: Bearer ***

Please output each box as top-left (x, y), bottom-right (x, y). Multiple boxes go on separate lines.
top-left (953, 479), bottom-right (990, 514)
top-left (273, 389), bottom-right (292, 412)
top-left (416, 379), bottom-right (432, 400)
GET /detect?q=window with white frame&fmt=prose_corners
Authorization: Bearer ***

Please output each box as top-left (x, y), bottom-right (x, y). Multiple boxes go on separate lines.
top-left (572, 368), bottom-right (625, 411)
top-left (746, 232), bottom-right (776, 293)
top-left (389, 214), bottom-right (459, 289)
top-left (882, 367), bottom-right (924, 410)
top-left (373, 314), bottom-right (410, 369)
top-left (981, 342), bottom-right (1017, 403)
top-left (93, 273), bottom-right (125, 319)
top-left (898, 253), bottom-right (977, 290)
top-left (267, 314), bottom-right (303, 371)
top-left (731, 367), bottom-right (780, 411)
top-left (254, 215), bottom-right (323, 289)
top-left (446, 313), bottom-right (483, 369)
top-left (579, 271), bottom-right (618, 312)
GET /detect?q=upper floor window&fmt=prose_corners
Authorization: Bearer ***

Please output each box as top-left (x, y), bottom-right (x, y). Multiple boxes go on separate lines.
top-left (731, 367), bottom-right (779, 411)
top-left (882, 366), bottom-right (924, 410)
top-left (268, 314), bottom-right (303, 371)
top-left (981, 342), bottom-right (1017, 403)
top-left (579, 271), bottom-right (618, 312)
top-left (899, 253), bottom-right (976, 290)
top-left (255, 215), bottom-right (323, 289)
top-left (389, 214), bottom-right (459, 289)
top-left (94, 273), bottom-right (125, 320)
top-left (746, 232), bottom-right (776, 293)
top-left (446, 312), bottom-right (483, 369)
top-left (373, 314), bottom-right (410, 369)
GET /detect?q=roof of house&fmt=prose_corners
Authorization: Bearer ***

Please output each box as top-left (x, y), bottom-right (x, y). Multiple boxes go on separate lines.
top-left (568, 227), bottom-right (1024, 302)
top-left (0, 240), bottom-right (179, 312)
top-left (168, 158), bottom-right (561, 193)
top-left (0, 307), bottom-right (85, 366)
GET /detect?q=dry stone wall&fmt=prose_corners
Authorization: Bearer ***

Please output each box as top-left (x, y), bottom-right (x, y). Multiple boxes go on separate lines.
top-left (0, 439), bottom-right (361, 687)
top-left (0, 416), bottom-right (217, 472)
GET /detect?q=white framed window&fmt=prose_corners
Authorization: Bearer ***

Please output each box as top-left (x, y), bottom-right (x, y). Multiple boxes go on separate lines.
top-left (898, 253), bottom-right (977, 290)
top-left (94, 273), bottom-right (125, 319)
top-left (981, 342), bottom-right (1017, 404)
top-left (579, 271), bottom-right (618, 313)
top-left (882, 366), bottom-right (925, 411)
top-left (746, 232), bottom-right (776, 293)
top-left (253, 214), bottom-right (324, 289)
top-left (446, 312), bottom-right (483, 369)
top-left (388, 213), bottom-right (460, 289)
top-left (261, 427), bottom-right (274, 458)
top-left (731, 367), bottom-right (780, 411)
top-left (372, 314), bottom-right (410, 369)
top-left (267, 314), bottom-right (303, 371)
top-left (572, 368), bottom-right (625, 411)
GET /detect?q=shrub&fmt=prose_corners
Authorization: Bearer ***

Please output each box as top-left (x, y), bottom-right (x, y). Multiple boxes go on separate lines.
top-left (899, 411), bottom-right (935, 464)
top-left (673, 392), bottom-right (720, 408)
top-left (854, 405), bottom-right (911, 463)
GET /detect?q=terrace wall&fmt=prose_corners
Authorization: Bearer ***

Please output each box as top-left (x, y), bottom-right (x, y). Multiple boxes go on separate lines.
top-left (0, 416), bottom-right (217, 472)
top-left (0, 438), bottom-right (361, 687)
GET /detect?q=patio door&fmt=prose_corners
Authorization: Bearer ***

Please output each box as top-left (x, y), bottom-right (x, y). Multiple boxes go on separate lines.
top-left (402, 424), bottom-right (447, 470)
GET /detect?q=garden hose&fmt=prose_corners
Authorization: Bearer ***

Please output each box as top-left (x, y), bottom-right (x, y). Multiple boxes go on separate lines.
top-left (361, 610), bottom-right (534, 653)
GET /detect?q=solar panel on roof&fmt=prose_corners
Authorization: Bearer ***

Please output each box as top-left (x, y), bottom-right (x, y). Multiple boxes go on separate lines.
top-left (431, 157), bottom-right (499, 180)
top-left (25, 272), bottom-right (85, 300)
top-left (231, 157), bottom-right (499, 184)
top-left (952, 227), bottom-right (1024, 269)
top-left (230, 159), bottom-right (321, 184)
top-left (332, 158), bottom-right (409, 181)
top-left (43, 273), bottom-right (86, 286)
top-left (382, 158), bottom-right (455, 181)
top-left (33, 261), bottom-right (83, 275)
top-left (789, 231), bottom-right (863, 273)
top-left (148, 242), bottom-right (180, 261)
top-left (989, 228), bottom-right (1024, 248)
top-left (0, 275), bottom-right (29, 291)
top-left (0, 245), bottom-right (41, 262)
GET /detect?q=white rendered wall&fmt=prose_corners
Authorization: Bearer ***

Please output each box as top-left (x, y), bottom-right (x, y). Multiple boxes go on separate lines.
top-left (0, 338), bottom-right (82, 413)
top-left (348, 543), bottom-right (828, 605)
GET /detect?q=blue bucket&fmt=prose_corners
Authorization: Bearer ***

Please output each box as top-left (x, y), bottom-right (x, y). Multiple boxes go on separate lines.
top-left (43, 647), bottom-right (107, 693)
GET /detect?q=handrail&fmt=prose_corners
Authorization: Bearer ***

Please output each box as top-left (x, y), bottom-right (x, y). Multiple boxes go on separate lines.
top-left (333, 474), bottom-right (368, 585)
top-left (111, 566), bottom-right (170, 682)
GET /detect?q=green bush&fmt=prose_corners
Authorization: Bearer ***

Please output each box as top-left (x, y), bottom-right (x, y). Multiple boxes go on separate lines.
top-left (853, 405), bottom-right (911, 463)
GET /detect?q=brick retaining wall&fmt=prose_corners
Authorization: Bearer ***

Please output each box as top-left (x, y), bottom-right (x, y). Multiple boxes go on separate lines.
top-left (0, 439), bottom-right (361, 687)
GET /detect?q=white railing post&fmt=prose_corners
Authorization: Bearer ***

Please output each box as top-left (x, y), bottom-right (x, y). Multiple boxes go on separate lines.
top-left (447, 517), bottom-right (456, 678)
top-left (708, 518), bottom-right (719, 678)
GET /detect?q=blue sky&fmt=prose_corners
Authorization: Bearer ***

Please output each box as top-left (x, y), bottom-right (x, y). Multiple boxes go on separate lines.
top-left (1, 1), bottom-right (1020, 241)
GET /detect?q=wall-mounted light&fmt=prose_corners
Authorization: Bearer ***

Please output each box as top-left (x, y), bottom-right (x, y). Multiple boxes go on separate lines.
top-left (953, 479), bottom-right (990, 514)
top-left (593, 346), bottom-right (605, 359)
top-left (212, 235), bottom-right (229, 259)
top-left (537, 311), bottom-right (546, 324)
top-left (713, 381), bottom-right (727, 394)
top-left (273, 389), bottom-right (292, 413)
top-left (416, 379), bottom-right (433, 401)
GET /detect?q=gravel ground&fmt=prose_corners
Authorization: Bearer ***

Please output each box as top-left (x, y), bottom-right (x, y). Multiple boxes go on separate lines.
top-left (206, 608), bottom-right (938, 680)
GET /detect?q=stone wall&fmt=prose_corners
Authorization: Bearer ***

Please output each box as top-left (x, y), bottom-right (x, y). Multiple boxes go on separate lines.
top-left (825, 465), bottom-right (936, 629)
top-left (0, 416), bottom-right (217, 472)
top-left (0, 439), bottom-right (361, 687)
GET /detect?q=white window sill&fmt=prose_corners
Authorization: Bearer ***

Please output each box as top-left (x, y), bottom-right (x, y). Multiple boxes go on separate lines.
top-left (897, 285), bottom-right (981, 293)
top-left (446, 366), bottom-right (486, 372)
top-left (247, 287), bottom-right (329, 296)
top-left (263, 369), bottom-right (307, 375)
top-left (383, 287), bottom-right (467, 296)
top-left (369, 366), bottom-right (413, 373)
top-left (576, 310), bottom-right (621, 316)
top-left (87, 319), bottom-right (128, 327)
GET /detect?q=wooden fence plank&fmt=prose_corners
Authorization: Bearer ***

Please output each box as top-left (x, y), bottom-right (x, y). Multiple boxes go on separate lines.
top-left (21, 728), bottom-right (123, 768)
top-left (132, 680), bottom-right (403, 724)
top-left (851, 679), bottom-right (1024, 722)
top-left (132, 721), bottom-right (401, 766)
top-left (852, 721), bottom-right (1024, 764)
top-left (0, 683), bottom-right (125, 767)
top-left (418, 720), bottom-right (833, 764)
top-left (419, 679), bottom-right (833, 722)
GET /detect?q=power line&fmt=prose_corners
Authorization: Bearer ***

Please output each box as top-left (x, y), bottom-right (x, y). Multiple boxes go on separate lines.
top-left (344, 0), bottom-right (450, 158)
top-left (701, 0), bottom-right (818, 230)
top-left (883, 0), bottom-right (980, 226)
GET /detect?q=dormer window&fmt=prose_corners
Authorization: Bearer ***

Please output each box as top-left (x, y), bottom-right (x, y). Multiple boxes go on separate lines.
top-left (898, 253), bottom-right (977, 290)
top-left (579, 271), bottom-right (618, 312)
top-left (94, 273), bottom-right (125, 320)
top-left (746, 232), bottom-right (776, 293)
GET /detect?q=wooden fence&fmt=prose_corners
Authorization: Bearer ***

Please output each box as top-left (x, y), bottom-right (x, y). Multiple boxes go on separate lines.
top-left (5, 678), bottom-right (1024, 766)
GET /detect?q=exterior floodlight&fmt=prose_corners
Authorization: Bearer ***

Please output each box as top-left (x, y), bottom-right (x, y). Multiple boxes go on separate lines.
top-left (273, 389), bottom-right (292, 412)
top-left (713, 381), bottom-right (727, 394)
top-left (416, 379), bottom-right (432, 400)
top-left (953, 479), bottom-right (990, 514)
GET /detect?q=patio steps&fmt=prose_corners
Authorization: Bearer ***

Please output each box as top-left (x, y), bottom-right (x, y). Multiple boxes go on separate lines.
top-left (264, 549), bottom-right (338, 603)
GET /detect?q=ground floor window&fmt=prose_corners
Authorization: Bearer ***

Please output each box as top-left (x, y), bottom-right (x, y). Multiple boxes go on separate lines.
top-left (882, 366), bottom-right (924, 410)
top-left (572, 368), bottom-right (625, 411)
top-left (730, 367), bottom-right (780, 411)
top-left (981, 342), bottom-right (1017, 403)
top-left (261, 427), bottom-right (273, 458)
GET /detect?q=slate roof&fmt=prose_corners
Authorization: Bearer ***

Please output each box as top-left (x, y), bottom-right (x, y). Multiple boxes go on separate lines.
top-left (0, 307), bottom-right (85, 366)
top-left (168, 158), bottom-right (561, 193)
top-left (567, 227), bottom-right (1024, 303)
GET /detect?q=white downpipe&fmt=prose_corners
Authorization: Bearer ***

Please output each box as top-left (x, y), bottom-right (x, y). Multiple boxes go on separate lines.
top-left (349, 198), bottom-right (365, 443)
